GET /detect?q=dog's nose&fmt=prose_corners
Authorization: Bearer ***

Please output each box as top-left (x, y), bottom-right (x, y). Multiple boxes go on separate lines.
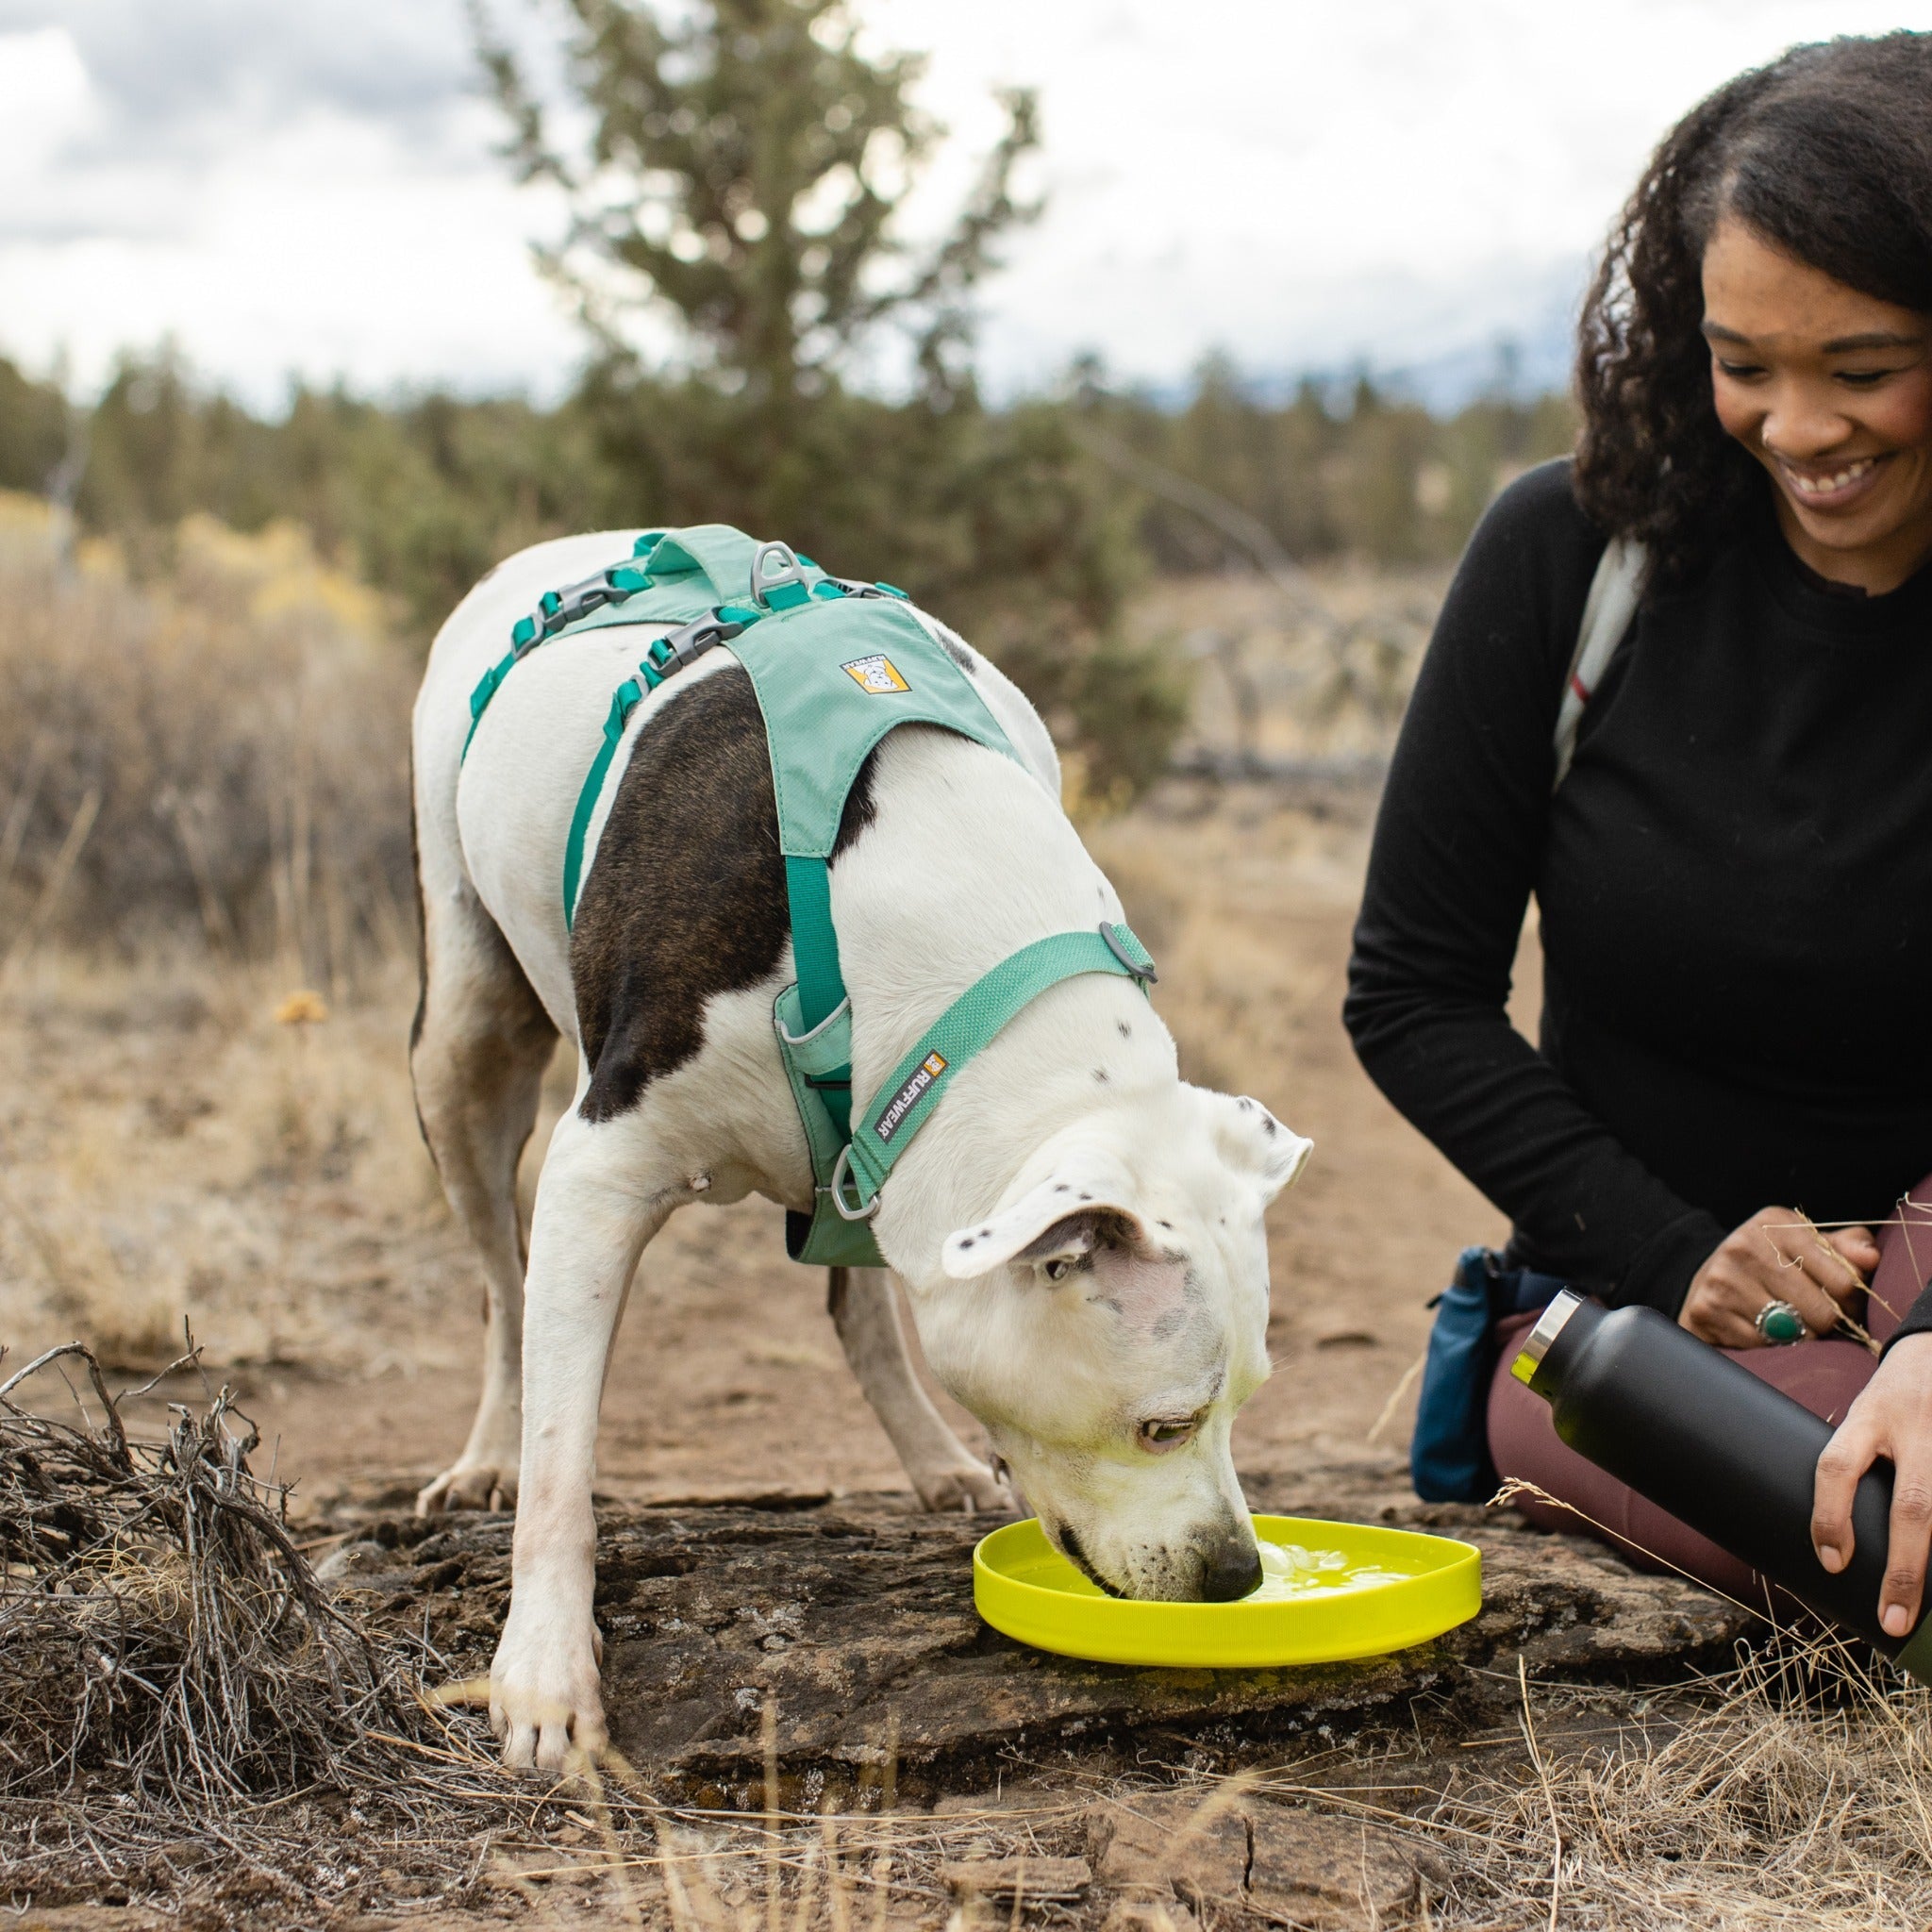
top-left (1199, 1541), bottom-right (1262, 1603)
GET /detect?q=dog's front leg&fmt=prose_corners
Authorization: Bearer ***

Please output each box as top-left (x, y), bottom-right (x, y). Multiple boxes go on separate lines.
top-left (491, 1108), bottom-right (675, 1771)
top-left (827, 1267), bottom-right (1008, 1512)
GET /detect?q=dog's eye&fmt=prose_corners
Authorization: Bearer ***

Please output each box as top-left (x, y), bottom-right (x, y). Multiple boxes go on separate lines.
top-left (1138, 1416), bottom-right (1198, 1453)
top-left (1043, 1257), bottom-right (1075, 1281)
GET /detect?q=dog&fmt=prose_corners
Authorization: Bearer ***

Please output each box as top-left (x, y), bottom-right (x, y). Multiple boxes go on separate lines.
top-left (410, 530), bottom-right (1313, 1770)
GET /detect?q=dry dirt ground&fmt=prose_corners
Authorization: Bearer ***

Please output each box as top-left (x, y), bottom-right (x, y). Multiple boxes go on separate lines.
top-left (0, 784), bottom-right (1525, 1513)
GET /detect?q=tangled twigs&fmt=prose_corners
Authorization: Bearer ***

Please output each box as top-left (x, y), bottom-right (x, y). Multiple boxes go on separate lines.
top-left (0, 1338), bottom-right (510, 1918)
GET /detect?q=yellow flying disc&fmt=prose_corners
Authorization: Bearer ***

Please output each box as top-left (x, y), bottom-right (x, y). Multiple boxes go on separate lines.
top-left (973, 1513), bottom-right (1481, 1668)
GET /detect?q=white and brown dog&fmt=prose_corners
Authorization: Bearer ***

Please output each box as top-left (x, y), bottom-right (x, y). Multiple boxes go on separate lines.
top-left (411, 530), bottom-right (1312, 1770)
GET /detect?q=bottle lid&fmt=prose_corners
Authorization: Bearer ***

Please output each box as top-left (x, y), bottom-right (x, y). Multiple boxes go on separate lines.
top-left (1509, 1290), bottom-right (1585, 1387)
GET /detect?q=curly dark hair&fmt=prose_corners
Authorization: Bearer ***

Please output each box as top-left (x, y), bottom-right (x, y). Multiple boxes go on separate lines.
top-left (1573, 33), bottom-right (1932, 585)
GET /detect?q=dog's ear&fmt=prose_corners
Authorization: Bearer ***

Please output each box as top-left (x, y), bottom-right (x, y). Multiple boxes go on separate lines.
top-left (1202, 1091), bottom-right (1312, 1201)
top-left (941, 1156), bottom-right (1152, 1280)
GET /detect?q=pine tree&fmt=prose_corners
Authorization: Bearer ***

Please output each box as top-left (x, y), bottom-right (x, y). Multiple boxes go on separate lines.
top-left (475, 0), bottom-right (1039, 404)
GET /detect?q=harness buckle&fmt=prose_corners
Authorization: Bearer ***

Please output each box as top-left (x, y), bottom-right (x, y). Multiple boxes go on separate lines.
top-left (1098, 921), bottom-right (1158, 984)
top-left (828, 1143), bottom-right (881, 1222)
top-left (647, 608), bottom-right (748, 677)
top-left (513, 572), bottom-right (621, 658)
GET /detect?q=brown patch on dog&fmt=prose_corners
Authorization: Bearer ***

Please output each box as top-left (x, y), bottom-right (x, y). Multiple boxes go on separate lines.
top-left (569, 671), bottom-right (883, 1123)
top-left (831, 746), bottom-right (879, 858)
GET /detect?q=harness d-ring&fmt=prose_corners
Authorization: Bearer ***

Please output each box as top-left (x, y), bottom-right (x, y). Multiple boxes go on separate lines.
top-left (752, 541), bottom-right (813, 611)
top-left (829, 1143), bottom-right (881, 1222)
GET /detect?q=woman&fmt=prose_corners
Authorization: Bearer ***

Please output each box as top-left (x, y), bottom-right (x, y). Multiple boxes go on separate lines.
top-left (1345, 33), bottom-right (1932, 1641)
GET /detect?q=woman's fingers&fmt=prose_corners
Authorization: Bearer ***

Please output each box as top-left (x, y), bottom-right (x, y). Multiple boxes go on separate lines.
top-left (1681, 1207), bottom-right (1846, 1346)
top-left (1799, 1224), bottom-right (1874, 1312)
top-left (1778, 1260), bottom-right (1857, 1336)
top-left (1730, 1208), bottom-right (1854, 1334)
top-left (1813, 1336), bottom-right (1932, 1637)
top-left (1880, 1455), bottom-right (1932, 1637)
top-left (1812, 1419), bottom-right (1874, 1574)
top-left (1678, 1269), bottom-right (1762, 1347)
top-left (1828, 1224), bottom-right (1882, 1274)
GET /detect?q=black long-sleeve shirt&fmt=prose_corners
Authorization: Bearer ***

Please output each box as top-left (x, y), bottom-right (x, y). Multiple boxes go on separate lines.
top-left (1345, 458), bottom-right (1932, 1335)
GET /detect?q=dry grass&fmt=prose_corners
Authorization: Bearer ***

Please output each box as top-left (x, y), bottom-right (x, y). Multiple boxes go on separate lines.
top-left (393, 1657), bottom-right (1932, 1932)
top-left (0, 1344), bottom-right (1088, 1926)
top-left (1421, 1650), bottom-right (1932, 1929)
top-left (0, 947), bottom-right (445, 1374)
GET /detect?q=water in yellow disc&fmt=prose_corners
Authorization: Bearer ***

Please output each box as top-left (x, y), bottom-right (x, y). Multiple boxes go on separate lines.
top-left (1248, 1541), bottom-right (1411, 1602)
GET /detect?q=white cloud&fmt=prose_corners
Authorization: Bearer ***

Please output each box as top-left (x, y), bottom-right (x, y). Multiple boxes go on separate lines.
top-left (871, 0), bottom-right (1932, 389)
top-left (0, 99), bottom-right (581, 400)
top-left (0, 0), bottom-right (1927, 402)
top-left (0, 27), bottom-right (92, 185)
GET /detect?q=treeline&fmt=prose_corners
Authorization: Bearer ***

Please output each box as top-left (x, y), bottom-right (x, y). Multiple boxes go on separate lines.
top-left (0, 349), bottom-right (1574, 964)
top-left (1096, 358), bottom-right (1576, 575)
top-left (3, 347), bottom-right (1574, 616)
top-left (0, 348), bottom-right (1573, 803)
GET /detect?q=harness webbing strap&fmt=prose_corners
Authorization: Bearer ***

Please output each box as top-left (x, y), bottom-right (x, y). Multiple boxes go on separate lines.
top-left (785, 857), bottom-right (847, 1033)
top-left (561, 673), bottom-right (652, 928)
top-left (783, 855), bottom-right (851, 1136)
top-left (840, 923), bottom-right (1156, 1213)
top-left (463, 525), bottom-right (764, 764)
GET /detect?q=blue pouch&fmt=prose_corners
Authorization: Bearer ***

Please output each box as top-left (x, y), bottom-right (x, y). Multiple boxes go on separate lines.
top-left (1410, 1246), bottom-right (1568, 1503)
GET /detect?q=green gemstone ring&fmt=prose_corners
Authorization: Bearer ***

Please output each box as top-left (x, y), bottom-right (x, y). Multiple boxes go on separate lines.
top-left (1755, 1298), bottom-right (1807, 1345)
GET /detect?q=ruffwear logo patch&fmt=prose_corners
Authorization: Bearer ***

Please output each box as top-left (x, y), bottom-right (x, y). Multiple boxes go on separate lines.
top-left (874, 1052), bottom-right (947, 1142)
top-left (841, 654), bottom-right (910, 694)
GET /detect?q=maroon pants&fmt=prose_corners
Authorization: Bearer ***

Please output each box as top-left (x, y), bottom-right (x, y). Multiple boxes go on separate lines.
top-left (1487, 1182), bottom-right (1932, 1610)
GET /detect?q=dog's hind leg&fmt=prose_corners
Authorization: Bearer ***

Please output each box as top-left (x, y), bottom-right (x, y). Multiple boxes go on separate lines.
top-left (411, 878), bottom-right (558, 1515)
top-left (827, 1267), bottom-right (1008, 1512)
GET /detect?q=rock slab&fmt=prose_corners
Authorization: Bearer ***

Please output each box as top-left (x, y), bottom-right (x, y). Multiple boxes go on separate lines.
top-left (1090, 1789), bottom-right (1443, 1932)
top-left (337, 1483), bottom-right (1755, 1806)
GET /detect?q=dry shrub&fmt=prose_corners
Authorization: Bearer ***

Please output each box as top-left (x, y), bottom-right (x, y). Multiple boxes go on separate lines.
top-left (0, 1341), bottom-right (508, 1915)
top-left (0, 495), bottom-right (415, 978)
top-left (1132, 567), bottom-right (1446, 772)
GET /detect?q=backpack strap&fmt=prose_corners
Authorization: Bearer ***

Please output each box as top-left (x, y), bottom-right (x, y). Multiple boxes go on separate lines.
top-left (1552, 536), bottom-right (1644, 789)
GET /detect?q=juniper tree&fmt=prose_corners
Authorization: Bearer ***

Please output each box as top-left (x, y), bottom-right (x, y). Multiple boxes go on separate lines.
top-left (475, 0), bottom-right (1040, 405)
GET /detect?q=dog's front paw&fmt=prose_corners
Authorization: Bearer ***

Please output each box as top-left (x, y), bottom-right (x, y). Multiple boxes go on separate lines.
top-left (911, 1457), bottom-right (1010, 1515)
top-left (490, 1607), bottom-right (607, 1772)
top-left (417, 1459), bottom-right (520, 1516)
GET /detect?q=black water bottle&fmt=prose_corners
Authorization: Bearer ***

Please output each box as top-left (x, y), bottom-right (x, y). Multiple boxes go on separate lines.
top-left (1511, 1291), bottom-right (1932, 1681)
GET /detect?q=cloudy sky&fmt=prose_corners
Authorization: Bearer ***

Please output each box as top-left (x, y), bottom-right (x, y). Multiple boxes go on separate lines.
top-left (1, 0), bottom-right (1925, 406)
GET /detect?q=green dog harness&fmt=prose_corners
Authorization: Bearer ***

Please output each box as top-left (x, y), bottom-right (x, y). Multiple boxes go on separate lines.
top-left (464, 525), bottom-right (1157, 1268)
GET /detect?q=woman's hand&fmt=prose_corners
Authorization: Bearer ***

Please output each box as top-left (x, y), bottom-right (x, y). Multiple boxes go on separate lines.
top-left (1678, 1207), bottom-right (1878, 1347)
top-left (1812, 1332), bottom-right (1932, 1639)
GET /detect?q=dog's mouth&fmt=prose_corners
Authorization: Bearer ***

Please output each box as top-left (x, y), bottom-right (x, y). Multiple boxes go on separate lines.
top-left (1055, 1524), bottom-right (1124, 1598)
